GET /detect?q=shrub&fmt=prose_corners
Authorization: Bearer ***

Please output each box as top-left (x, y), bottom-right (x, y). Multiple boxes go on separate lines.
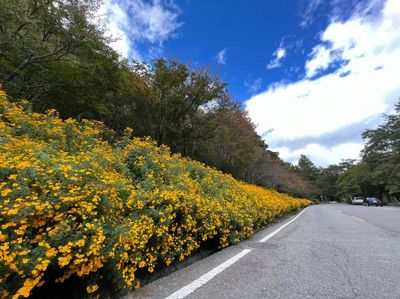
top-left (0, 88), bottom-right (310, 298)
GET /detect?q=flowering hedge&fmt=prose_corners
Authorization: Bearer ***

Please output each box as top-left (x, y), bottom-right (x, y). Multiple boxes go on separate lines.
top-left (0, 88), bottom-right (310, 298)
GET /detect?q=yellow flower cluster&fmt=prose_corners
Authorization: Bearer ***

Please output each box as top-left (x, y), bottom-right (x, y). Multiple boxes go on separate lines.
top-left (0, 87), bottom-right (310, 298)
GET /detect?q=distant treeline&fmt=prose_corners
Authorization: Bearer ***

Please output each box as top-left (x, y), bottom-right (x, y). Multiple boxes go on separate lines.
top-left (0, 0), bottom-right (311, 197)
top-left (293, 102), bottom-right (400, 203)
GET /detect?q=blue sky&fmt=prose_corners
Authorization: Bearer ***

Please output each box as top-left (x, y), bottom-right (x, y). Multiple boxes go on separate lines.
top-left (100, 0), bottom-right (400, 166)
top-left (161, 0), bottom-right (313, 102)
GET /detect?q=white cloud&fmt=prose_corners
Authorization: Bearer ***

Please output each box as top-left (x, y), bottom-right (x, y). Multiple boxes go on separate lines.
top-left (300, 0), bottom-right (383, 28)
top-left (277, 143), bottom-right (364, 166)
top-left (246, 0), bottom-right (400, 166)
top-left (266, 47), bottom-right (286, 69)
top-left (305, 45), bottom-right (334, 78)
top-left (245, 77), bottom-right (263, 94)
top-left (216, 48), bottom-right (227, 65)
top-left (97, 1), bottom-right (134, 58)
top-left (126, 0), bottom-right (182, 43)
top-left (99, 0), bottom-right (182, 60)
top-left (300, 0), bottom-right (324, 28)
top-left (266, 37), bottom-right (304, 71)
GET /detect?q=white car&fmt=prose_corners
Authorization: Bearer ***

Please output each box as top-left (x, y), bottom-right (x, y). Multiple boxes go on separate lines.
top-left (352, 197), bottom-right (364, 205)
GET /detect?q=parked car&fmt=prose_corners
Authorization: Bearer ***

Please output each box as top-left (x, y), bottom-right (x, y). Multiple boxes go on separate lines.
top-left (352, 197), bottom-right (364, 205)
top-left (363, 197), bottom-right (383, 206)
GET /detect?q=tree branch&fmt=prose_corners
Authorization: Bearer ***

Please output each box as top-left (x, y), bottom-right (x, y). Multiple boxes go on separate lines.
top-left (5, 44), bottom-right (73, 81)
top-left (5, 54), bottom-right (34, 81)
top-left (31, 0), bottom-right (42, 16)
top-left (0, 24), bottom-right (5, 35)
top-left (13, 22), bottom-right (28, 37)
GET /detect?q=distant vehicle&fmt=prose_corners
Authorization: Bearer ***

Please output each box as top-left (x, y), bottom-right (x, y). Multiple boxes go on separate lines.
top-left (363, 197), bottom-right (383, 206)
top-left (351, 197), bottom-right (364, 205)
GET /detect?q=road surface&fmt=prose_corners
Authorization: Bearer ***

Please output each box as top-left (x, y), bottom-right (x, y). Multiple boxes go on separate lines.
top-left (126, 204), bottom-right (400, 299)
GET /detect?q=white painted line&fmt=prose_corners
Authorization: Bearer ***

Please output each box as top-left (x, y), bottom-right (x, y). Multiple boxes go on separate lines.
top-left (259, 207), bottom-right (308, 242)
top-left (352, 215), bottom-right (365, 222)
top-left (165, 249), bottom-right (252, 299)
top-left (164, 207), bottom-right (309, 299)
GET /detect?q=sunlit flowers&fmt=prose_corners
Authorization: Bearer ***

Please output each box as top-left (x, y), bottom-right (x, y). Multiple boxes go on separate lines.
top-left (0, 87), bottom-right (310, 298)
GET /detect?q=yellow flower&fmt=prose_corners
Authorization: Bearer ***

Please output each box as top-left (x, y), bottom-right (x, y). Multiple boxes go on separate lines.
top-left (1, 189), bottom-right (12, 197)
top-left (2, 222), bottom-right (16, 229)
top-left (58, 255), bottom-right (72, 267)
top-left (12, 276), bottom-right (42, 299)
top-left (76, 239), bottom-right (85, 247)
top-left (45, 248), bottom-right (58, 258)
top-left (86, 284), bottom-right (99, 294)
top-left (8, 174), bottom-right (17, 180)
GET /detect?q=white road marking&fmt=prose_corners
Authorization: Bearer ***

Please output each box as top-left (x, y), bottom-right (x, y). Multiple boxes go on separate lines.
top-left (259, 207), bottom-right (309, 242)
top-left (352, 215), bottom-right (365, 222)
top-left (164, 249), bottom-right (252, 299)
top-left (164, 207), bottom-right (309, 299)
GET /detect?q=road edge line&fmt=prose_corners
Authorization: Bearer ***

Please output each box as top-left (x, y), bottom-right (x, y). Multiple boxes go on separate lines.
top-left (259, 207), bottom-right (309, 242)
top-left (164, 206), bottom-right (309, 299)
top-left (164, 249), bottom-right (252, 299)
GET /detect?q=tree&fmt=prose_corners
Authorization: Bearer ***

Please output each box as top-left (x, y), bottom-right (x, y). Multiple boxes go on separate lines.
top-left (240, 147), bottom-right (310, 197)
top-left (362, 101), bottom-right (400, 164)
top-left (193, 103), bottom-right (261, 178)
top-left (315, 165), bottom-right (343, 201)
top-left (361, 100), bottom-right (400, 200)
top-left (127, 59), bottom-right (227, 151)
top-left (335, 163), bottom-right (379, 201)
top-left (0, 0), bottom-right (123, 118)
top-left (296, 155), bottom-right (319, 183)
top-left (292, 155), bottom-right (321, 198)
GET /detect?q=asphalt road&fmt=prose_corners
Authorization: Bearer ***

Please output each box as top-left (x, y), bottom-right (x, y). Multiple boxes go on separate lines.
top-left (126, 204), bottom-right (400, 299)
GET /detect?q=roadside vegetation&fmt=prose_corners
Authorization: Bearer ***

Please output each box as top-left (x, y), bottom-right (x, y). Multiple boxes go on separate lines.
top-left (0, 89), bottom-right (310, 298)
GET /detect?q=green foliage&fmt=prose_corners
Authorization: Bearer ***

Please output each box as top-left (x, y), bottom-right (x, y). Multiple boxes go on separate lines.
top-left (315, 165), bottom-right (343, 200)
top-left (193, 104), bottom-right (258, 178)
top-left (293, 155), bottom-right (321, 198)
top-left (295, 155), bottom-right (319, 182)
top-left (360, 101), bottom-right (400, 200)
top-left (0, 0), bottom-right (124, 117)
top-left (126, 59), bottom-right (227, 149)
top-left (336, 163), bottom-right (370, 200)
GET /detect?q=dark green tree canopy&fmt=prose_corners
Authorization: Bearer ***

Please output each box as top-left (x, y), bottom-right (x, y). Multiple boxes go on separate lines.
top-left (295, 154), bottom-right (319, 183)
top-left (360, 101), bottom-right (400, 198)
top-left (0, 0), bottom-right (110, 97)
